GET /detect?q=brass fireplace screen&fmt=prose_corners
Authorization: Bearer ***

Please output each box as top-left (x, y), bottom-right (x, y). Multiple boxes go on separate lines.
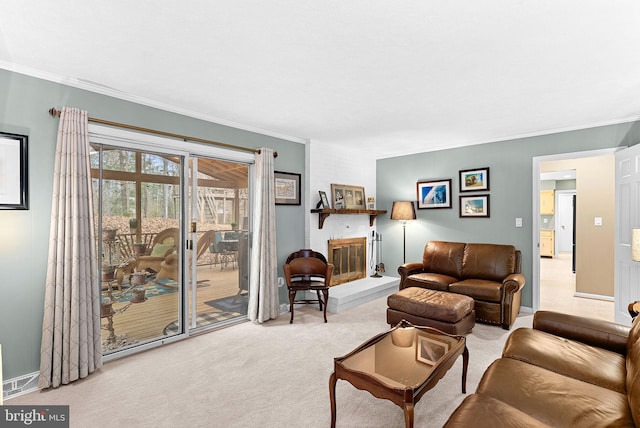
top-left (328, 237), bottom-right (366, 286)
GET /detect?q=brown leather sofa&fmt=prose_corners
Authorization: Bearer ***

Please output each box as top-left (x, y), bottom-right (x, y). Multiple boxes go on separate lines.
top-left (397, 241), bottom-right (525, 329)
top-left (445, 310), bottom-right (640, 427)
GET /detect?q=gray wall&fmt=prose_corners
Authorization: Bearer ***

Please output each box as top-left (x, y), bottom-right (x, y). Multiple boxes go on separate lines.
top-left (376, 122), bottom-right (640, 308)
top-left (0, 69), bottom-right (305, 379)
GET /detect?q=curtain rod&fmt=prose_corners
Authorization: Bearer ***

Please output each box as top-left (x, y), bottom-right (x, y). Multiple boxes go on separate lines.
top-left (48, 107), bottom-right (277, 157)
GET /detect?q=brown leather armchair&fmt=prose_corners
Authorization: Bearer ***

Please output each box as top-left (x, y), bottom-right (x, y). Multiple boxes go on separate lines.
top-left (283, 249), bottom-right (334, 324)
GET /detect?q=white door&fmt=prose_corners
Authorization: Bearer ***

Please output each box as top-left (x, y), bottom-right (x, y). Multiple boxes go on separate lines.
top-left (556, 192), bottom-right (575, 253)
top-left (614, 145), bottom-right (640, 323)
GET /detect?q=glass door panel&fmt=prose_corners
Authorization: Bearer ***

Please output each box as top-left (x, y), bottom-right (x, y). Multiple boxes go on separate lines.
top-left (187, 156), bottom-right (249, 331)
top-left (91, 145), bottom-right (183, 353)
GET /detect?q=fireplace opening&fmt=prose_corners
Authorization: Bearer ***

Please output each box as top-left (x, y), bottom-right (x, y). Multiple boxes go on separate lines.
top-left (328, 237), bottom-right (367, 286)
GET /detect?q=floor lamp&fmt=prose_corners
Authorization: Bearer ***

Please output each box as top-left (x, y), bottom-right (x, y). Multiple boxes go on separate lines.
top-left (390, 201), bottom-right (417, 263)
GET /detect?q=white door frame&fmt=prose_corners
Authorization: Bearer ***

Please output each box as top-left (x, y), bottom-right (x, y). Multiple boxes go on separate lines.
top-left (531, 148), bottom-right (619, 313)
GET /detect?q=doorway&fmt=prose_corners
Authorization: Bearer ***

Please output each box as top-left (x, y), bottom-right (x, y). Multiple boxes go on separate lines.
top-left (533, 149), bottom-right (616, 321)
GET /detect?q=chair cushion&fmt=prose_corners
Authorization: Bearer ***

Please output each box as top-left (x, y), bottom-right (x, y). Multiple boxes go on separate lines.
top-left (449, 279), bottom-right (503, 302)
top-left (502, 328), bottom-right (627, 393)
top-left (150, 243), bottom-right (173, 257)
top-left (444, 394), bottom-right (552, 427)
top-left (476, 358), bottom-right (635, 427)
top-left (404, 272), bottom-right (458, 291)
top-left (287, 279), bottom-right (328, 290)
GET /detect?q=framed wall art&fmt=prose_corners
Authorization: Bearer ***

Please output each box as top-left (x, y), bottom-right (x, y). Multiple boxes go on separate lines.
top-left (416, 179), bottom-right (451, 209)
top-left (330, 184), bottom-right (365, 209)
top-left (459, 194), bottom-right (490, 218)
top-left (274, 171), bottom-right (301, 205)
top-left (459, 167), bottom-right (490, 192)
top-left (0, 132), bottom-right (29, 210)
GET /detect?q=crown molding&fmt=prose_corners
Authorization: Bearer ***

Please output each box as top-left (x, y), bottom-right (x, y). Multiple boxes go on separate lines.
top-left (0, 61), bottom-right (306, 144)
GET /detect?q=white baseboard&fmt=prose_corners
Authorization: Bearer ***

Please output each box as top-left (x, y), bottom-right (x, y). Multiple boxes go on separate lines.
top-left (3, 371), bottom-right (40, 401)
top-left (573, 292), bottom-right (614, 302)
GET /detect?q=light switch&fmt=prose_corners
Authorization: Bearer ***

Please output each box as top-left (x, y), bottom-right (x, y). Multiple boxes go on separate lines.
top-left (594, 217), bottom-right (603, 226)
top-left (515, 218), bottom-right (523, 228)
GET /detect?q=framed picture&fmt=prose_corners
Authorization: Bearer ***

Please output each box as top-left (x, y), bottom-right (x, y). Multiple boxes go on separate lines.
top-left (330, 183), bottom-right (365, 209)
top-left (274, 171), bottom-right (301, 205)
top-left (459, 167), bottom-right (490, 192)
top-left (319, 190), bottom-right (330, 208)
top-left (416, 334), bottom-right (449, 366)
top-left (0, 132), bottom-right (28, 210)
top-left (416, 179), bottom-right (451, 209)
top-left (459, 194), bottom-right (490, 218)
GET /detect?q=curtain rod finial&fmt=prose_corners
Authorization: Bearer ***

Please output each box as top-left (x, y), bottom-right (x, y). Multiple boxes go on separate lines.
top-left (49, 107), bottom-right (61, 117)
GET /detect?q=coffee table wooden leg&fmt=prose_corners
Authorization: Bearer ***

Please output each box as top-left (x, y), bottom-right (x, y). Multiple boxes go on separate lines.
top-left (329, 371), bottom-right (337, 428)
top-left (403, 402), bottom-right (414, 428)
top-left (461, 345), bottom-right (469, 394)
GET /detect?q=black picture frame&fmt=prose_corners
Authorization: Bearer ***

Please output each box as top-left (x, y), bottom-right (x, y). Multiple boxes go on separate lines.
top-left (459, 194), bottom-right (490, 218)
top-left (319, 191), bottom-right (330, 208)
top-left (274, 171), bottom-right (301, 205)
top-left (416, 179), bottom-right (452, 209)
top-left (0, 131), bottom-right (29, 210)
top-left (459, 167), bottom-right (490, 192)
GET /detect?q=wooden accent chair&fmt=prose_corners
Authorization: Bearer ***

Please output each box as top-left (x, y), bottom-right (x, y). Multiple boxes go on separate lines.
top-left (283, 249), bottom-right (334, 324)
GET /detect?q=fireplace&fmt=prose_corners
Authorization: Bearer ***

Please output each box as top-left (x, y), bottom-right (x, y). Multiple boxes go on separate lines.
top-left (328, 237), bottom-right (367, 286)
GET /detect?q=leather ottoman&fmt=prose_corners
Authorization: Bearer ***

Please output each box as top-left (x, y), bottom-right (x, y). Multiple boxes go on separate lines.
top-left (387, 287), bottom-right (475, 335)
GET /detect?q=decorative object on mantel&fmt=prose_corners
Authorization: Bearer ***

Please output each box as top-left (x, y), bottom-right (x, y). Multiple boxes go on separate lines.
top-left (417, 179), bottom-right (452, 209)
top-left (331, 183), bottom-right (366, 209)
top-left (310, 208), bottom-right (387, 229)
top-left (319, 190), bottom-right (330, 208)
top-left (390, 201), bottom-right (417, 263)
top-left (367, 197), bottom-right (375, 209)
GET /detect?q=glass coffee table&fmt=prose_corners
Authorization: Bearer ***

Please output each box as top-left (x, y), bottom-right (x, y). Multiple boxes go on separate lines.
top-left (329, 320), bottom-right (468, 428)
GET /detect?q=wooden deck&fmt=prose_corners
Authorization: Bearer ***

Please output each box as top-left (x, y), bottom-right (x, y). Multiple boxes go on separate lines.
top-left (102, 262), bottom-right (246, 351)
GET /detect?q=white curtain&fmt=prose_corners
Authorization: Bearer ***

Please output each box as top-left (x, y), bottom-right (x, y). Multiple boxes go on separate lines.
top-left (248, 148), bottom-right (279, 322)
top-left (39, 107), bottom-right (102, 388)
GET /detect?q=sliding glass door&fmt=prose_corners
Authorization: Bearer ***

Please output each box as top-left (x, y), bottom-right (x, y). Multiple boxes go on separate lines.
top-left (186, 156), bottom-right (249, 332)
top-left (90, 128), bottom-right (252, 356)
top-left (91, 145), bottom-right (184, 354)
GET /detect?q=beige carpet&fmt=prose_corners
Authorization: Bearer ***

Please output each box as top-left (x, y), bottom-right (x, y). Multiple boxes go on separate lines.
top-left (9, 296), bottom-right (533, 428)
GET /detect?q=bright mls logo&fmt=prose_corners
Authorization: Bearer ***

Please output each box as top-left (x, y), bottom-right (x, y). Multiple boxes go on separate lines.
top-left (1, 406), bottom-right (69, 427)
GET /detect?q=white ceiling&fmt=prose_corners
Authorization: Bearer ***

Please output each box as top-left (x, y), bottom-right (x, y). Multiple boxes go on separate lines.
top-left (2, 1), bottom-right (640, 159)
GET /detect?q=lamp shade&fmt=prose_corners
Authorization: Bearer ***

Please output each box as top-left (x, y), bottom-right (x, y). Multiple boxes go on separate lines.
top-left (390, 201), bottom-right (416, 221)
